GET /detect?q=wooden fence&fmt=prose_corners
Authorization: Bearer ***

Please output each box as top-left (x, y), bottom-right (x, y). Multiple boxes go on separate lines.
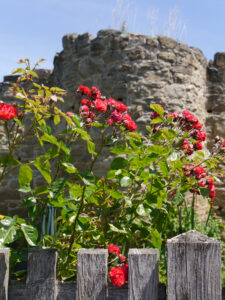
top-left (0, 230), bottom-right (224, 300)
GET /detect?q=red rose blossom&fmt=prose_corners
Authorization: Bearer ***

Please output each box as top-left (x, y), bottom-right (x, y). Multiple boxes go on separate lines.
top-left (109, 267), bottom-right (125, 287)
top-left (124, 119), bottom-right (137, 131)
top-left (108, 244), bottom-right (121, 255)
top-left (66, 112), bottom-right (72, 117)
top-left (111, 110), bottom-right (123, 122)
top-left (116, 101), bottom-right (128, 112)
top-left (94, 99), bottom-right (108, 112)
top-left (77, 85), bottom-right (91, 97)
top-left (107, 118), bottom-right (114, 125)
top-left (121, 263), bottom-right (129, 281)
top-left (120, 256), bottom-right (126, 263)
top-left (0, 103), bottom-right (18, 120)
top-left (194, 142), bottom-right (203, 150)
top-left (91, 86), bottom-right (101, 99)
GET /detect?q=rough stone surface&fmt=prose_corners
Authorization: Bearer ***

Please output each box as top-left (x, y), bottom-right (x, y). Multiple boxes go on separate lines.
top-left (0, 30), bottom-right (225, 221)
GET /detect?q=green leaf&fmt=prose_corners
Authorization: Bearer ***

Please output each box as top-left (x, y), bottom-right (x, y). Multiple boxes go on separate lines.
top-left (110, 144), bottom-right (133, 155)
top-left (0, 154), bottom-right (19, 166)
top-left (0, 216), bottom-right (16, 227)
top-left (62, 163), bottom-right (77, 174)
top-left (150, 104), bottom-right (164, 116)
top-left (54, 115), bottom-right (61, 125)
top-left (120, 176), bottom-right (132, 187)
top-left (151, 228), bottom-right (162, 248)
top-left (41, 133), bottom-right (58, 146)
top-left (158, 160), bottom-right (169, 176)
top-left (33, 185), bottom-right (48, 195)
top-left (19, 165), bottom-right (33, 186)
top-left (81, 172), bottom-right (95, 186)
top-left (20, 224), bottom-right (38, 246)
top-left (109, 190), bottom-right (124, 200)
top-left (87, 141), bottom-right (96, 154)
top-left (200, 188), bottom-right (210, 197)
top-left (136, 204), bottom-right (151, 216)
top-left (148, 145), bottom-right (168, 155)
top-left (0, 226), bottom-right (18, 245)
top-left (174, 190), bottom-right (184, 206)
top-left (12, 68), bottom-right (26, 74)
top-left (168, 152), bottom-right (179, 161)
top-left (150, 117), bottom-right (165, 124)
top-left (33, 156), bottom-right (51, 184)
top-left (111, 157), bottom-right (128, 170)
top-left (58, 141), bottom-right (71, 155)
top-left (109, 224), bottom-right (127, 234)
top-left (28, 70), bottom-right (38, 78)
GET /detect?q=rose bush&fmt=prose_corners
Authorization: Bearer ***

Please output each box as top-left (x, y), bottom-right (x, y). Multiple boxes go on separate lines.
top-left (0, 59), bottom-right (224, 285)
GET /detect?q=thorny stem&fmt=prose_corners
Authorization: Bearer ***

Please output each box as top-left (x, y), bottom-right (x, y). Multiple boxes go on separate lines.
top-left (67, 129), bottom-right (106, 258)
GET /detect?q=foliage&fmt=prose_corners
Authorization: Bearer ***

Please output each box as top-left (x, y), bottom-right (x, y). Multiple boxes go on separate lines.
top-left (0, 59), bottom-right (224, 286)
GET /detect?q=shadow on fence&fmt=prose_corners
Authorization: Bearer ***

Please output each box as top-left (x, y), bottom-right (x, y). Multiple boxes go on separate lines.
top-left (0, 230), bottom-right (224, 300)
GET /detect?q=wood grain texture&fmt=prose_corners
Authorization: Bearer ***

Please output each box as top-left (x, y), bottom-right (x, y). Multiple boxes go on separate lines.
top-left (128, 248), bottom-right (158, 300)
top-left (26, 248), bottom-right (58, 300)
top-left (167, 230), bottom-right (222, 300)
top-left (76, 249), bottom-right (108, 300)
top-left (0, 248), bottom-right (9, 300)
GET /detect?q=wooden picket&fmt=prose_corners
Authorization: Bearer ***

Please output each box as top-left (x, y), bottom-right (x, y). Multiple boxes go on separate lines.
top-left (0, 230), bottom-right (224, 300)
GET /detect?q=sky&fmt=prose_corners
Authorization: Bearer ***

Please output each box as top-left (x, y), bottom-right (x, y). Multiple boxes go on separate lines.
top-left (0, 0), bottom-right (225, 81)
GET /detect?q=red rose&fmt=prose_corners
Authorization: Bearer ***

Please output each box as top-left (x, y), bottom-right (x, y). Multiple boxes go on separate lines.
top-left (77, 85), bottom-right (92, 97)
top-left (194, 142), bottom-right (203, 150)
top-left (108, 97), bottom-right (118, 107)
top-left (94, 99), bottom-right (108, 112)
top-left (81, 105), bottom-right (89, 112)
top-left (81, 98), bottom-right (92, 107)
top-left (66, 112), bottom-right (72, 117)
top-left (109, 267), bottom-right (125, 287)
top-left (0, 103), bottom-right (18, 120)
top-left (194, 122), bottom-right (203, 130)
top-left (195, 130), bottom-right (206, 142)
top-left (120, 256), bottom-right (126, 263)
top-left (107, 118), bottom-right (114, 125)
top-left (182, 139), bottom-right (193, 155)
top-left (223, 140), bottom-right (225, 147)
top-left (91, 86), bottom-right (101, 99)
top-left (121, 263), bottom-right (129, 281)
top-left (116, 101), bottom-right (128, 112)
top-left (198, 181), bottom-right (205, 187)
top-left (124, 119), bottom-right (137, 131)
top-left (194, 166), bottom-right (207, 179)
top-left (108, 244), bottom-right (121, 255)
top-left (206, 177), bottom-right (214, 187)
top-left (123, 113), bottom-right (132, 121)
top-left (111, 110), bottom-right (123, 122)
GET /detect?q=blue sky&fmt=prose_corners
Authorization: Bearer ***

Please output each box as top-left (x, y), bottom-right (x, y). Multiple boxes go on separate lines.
top-left (0, 0), bottom-right (225, 81)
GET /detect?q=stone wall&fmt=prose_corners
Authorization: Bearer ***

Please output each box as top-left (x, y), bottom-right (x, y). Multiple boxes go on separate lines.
top-left (0, 30), bottom-right (225, 218)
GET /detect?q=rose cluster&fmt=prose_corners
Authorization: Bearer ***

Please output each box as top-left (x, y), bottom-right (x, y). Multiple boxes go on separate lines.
top-left (75, 85), bottom-right (137, 131)
top-left (150, 108), bottom-right (206, 155)
top-left (184, 165), bottom-right (216, 200)
top-left (0, 103), bottom-right (18, 120)
top-left (108, 244), bottom-right (128, 287)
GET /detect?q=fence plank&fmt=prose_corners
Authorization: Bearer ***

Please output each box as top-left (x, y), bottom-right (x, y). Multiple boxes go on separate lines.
top-left (167, 230), bottom-right (222, 300)
top-left (26, 248), bottom-right (58, 300)
top-left (76, 249), bottom-right (108, 300)
top-left (0, 248), bottom-right (9, 300)
top-left (128, 248), bottom-right (158, 300)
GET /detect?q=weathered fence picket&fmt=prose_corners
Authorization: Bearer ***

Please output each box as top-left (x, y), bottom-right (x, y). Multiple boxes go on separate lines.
top-left (26, 248), bottom-right (58, 300)
top-left (128, 249), bottom-right (158, 300)
top-left (76, 249), bottom-right (108, 300)
top-left (0, 248), bottom-right (9, 300)
top-left (167, 230), bottom-right (222, 300)
top-left (0, 230), bottom-right (223, 300)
